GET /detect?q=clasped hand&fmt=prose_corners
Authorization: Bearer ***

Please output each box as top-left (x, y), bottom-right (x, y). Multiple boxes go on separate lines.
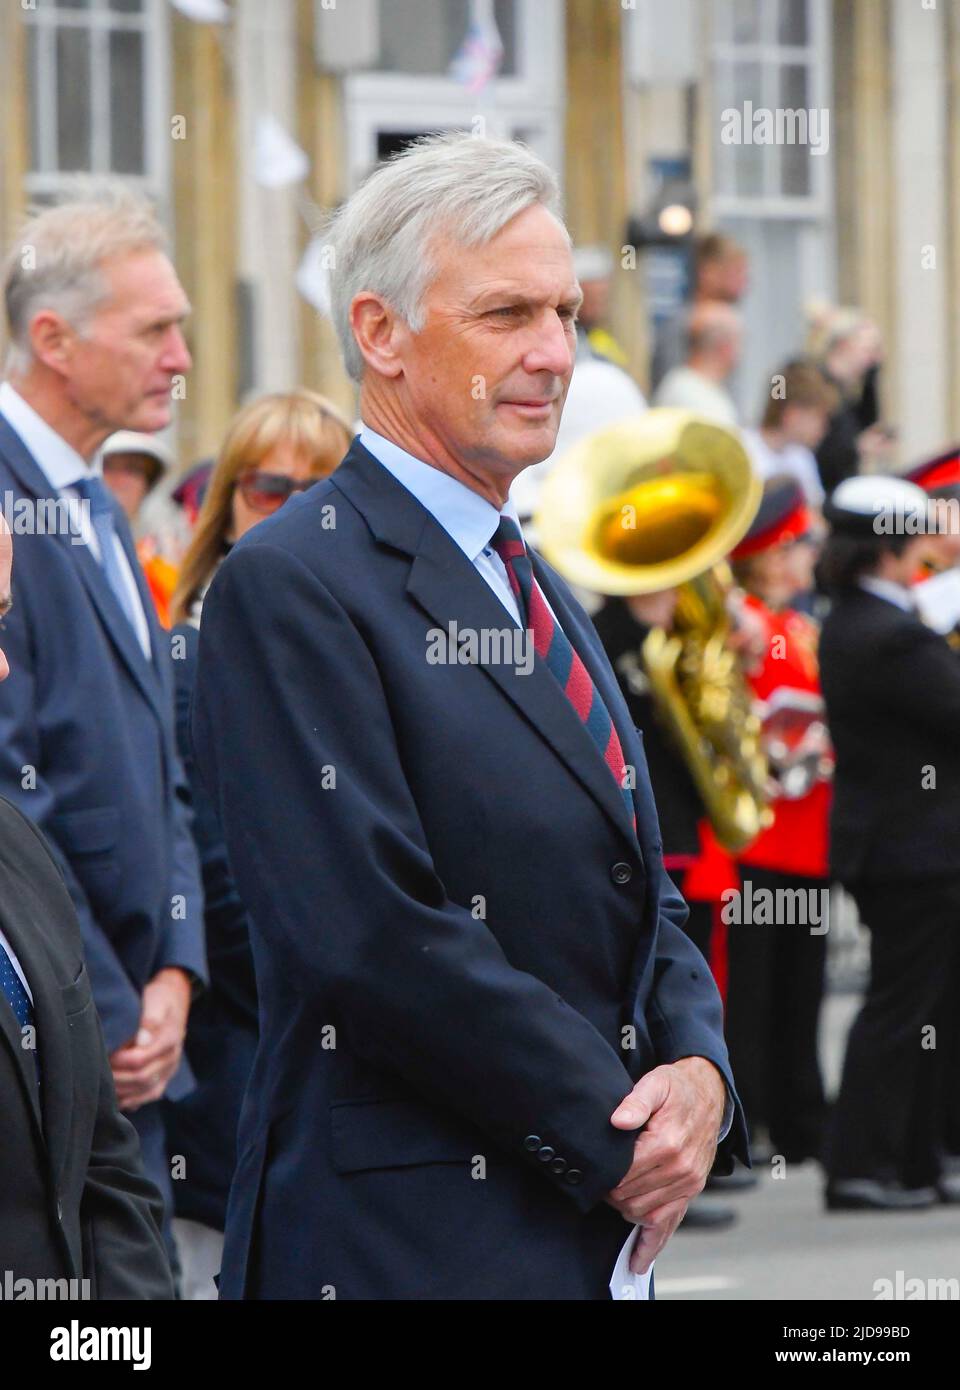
top-left (109, 967), bottom-right (192, 1111)
top-left (605, 1056), bottom-right (727, 1274)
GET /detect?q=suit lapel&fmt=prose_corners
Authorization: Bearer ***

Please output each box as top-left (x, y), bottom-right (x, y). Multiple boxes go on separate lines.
top-left (335, 443), bottom-right (639, 849)
top-left (0, 416), bottom-right (167, 726)
top-left (0, 897), bottom-right (73, 1184)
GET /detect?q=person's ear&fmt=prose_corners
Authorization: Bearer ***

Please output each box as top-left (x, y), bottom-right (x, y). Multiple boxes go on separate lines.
top-left (351, 293), bottom-right (406, 379)
top-left (29, 310), bottom-right (75, 376)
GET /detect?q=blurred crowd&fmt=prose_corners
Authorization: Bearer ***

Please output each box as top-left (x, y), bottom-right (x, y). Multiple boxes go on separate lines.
top-left (548, 230), bottom-right (960, 1230)
top-left (1, 183), bottom-right (958, 1299)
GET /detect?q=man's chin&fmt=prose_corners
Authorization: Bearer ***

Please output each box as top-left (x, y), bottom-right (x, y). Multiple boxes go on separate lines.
top-left (497, 419), bottom-right (561, 467)
top-left (132, 401), bottom-right (172, 432)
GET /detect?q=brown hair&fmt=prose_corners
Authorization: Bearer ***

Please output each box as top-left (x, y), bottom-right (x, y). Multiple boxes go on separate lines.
top-left (694, 232), bottom-right (746, 276)
top-left (731, 552), bottom-right (767, 594)
top-left (760, 359), bottom-right (839, 430)
top-left (170, 389), bottom-right (353, 626)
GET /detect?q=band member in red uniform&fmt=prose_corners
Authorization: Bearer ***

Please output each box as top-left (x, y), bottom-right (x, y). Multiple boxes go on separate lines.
top-left (726, 477), bottom-right (832, 1164)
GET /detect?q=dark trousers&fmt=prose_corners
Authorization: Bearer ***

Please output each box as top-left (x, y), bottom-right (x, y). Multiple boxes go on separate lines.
top-left (725, 867), bottom-right (828, 1161)
top-left (130, 1101), bottom-right (180, 1280)
top-left (825, 874), bottom-right (960, 1188)
top-left (945, 1004), bottom-right (960, 1159)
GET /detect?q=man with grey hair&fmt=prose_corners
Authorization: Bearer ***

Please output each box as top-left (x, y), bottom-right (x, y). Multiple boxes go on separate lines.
top-left (0, 184), bottom-right (206, 1274)
top-left (653, 301), bottom-right (742, 427)
top-left (194, 133), bottom-right (746, 1301)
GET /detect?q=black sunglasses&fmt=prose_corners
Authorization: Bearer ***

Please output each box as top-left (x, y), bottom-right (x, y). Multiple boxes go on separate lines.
top-left (237, 470), bottom-right (318, 514)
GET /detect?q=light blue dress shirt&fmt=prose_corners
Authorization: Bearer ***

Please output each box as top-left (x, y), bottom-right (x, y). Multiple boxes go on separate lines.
top-left (0, 382), bottom-right (152, 659)
top-left (358, 424), bottom-right (543, 628)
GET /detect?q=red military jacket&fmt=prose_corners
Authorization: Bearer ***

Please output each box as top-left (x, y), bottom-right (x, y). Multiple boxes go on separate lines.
top-left (737, 596), bottom-right (832, 879)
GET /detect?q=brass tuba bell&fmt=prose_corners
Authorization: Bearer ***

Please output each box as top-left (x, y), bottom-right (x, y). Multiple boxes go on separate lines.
top-left (535, 409), bottom-right (772, 852)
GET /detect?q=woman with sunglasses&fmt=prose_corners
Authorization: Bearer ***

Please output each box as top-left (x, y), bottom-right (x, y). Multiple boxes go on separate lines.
top-left (171, 389), bottom-right (353, 629)
top-left (165, 390), bottom-right (352, 1296)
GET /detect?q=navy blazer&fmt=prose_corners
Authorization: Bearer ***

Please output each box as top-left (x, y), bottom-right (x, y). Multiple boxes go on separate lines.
top-left (163, 621), bottom-right (258, 1230)
top-left (193, 440), bottom-right (747, 1300)
top-left (0, 416), bottom-right (206, 1085)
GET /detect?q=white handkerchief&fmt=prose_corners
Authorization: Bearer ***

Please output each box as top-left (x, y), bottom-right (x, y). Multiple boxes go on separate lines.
top-left (609, 1226), bottom-right (654, 1301)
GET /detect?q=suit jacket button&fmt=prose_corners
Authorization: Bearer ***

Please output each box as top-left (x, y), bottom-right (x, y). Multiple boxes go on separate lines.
top-left (551, 1157), bottom-right (568, 1175)
top-left (523, 1134), bottom-right (542, 1152)
top-left (537, 1145), bottom-right (555, 1163)
top-left (611, 862), bottom-right (633, 886)
top-left (56, 1199), bottom-right (63, 1221)
top-left (565, 1168), bottom-right (584, 1185)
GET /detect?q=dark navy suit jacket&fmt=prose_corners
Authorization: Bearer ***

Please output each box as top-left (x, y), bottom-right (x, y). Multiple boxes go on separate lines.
top-left (0, 796), bottom-right (173, 1297)
top-left (0, 414), bottom-right (206, 1089)
top-left (820, 586), bottom-right (960, 884)
top-left (193, 440), bottom-right (747, 1300)
top-left (163, 621), bottom-right (258, 1230)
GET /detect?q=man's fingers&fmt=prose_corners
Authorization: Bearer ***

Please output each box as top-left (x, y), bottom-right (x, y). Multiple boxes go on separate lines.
top-left (110, 1033), bottom-right (179, 1073)
top-left (628, 1223), bottom-right (662, 1277)
top-left (114, 1069), bottom-right (173, 1106)
top-left (612, 1163), bottom-right (676, 1205)
top-left (110, 1054), bottom-right (175, 1085)
top-left (608, 1167), bottom-right (697, 1223)
top-left (610, 1069), bottom-right (672, 1130)
top-left (118, 1080), bottom-right (167, 1112)
top-left (629, 1199), bottom-right (689, 1275)
top-left (113, 1063), bottom-right (170, 1092)
top-left (612, 1142), bottom-right (703, 1202)
top-left (610, 1177), bottom-right (694, 1225)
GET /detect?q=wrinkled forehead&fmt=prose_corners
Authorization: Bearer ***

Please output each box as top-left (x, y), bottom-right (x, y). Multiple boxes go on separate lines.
top-left (96, 248), bottom-right (192, 323)
top-left (428, 207), bottom-right (577, 302)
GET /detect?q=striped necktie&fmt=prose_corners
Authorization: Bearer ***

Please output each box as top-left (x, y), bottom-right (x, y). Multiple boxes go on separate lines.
top-left (491, 516), bottom-right (636, 831)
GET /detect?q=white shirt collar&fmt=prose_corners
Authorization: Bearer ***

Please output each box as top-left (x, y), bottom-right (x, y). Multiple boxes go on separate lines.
top-left (858, 575), bottom-right (916, 612)
top-left (0, 380), bottom-right (97, 490)
top-left (358, 424), bottom-right (522, 559)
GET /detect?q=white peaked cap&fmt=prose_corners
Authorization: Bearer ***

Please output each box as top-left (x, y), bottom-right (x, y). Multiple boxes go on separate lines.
top-left (826, 473), bottom-right (930, 535)
top-left (831, 474), bottom-right (927, 516)
top-left (100, 431), bottom-right (175, 473)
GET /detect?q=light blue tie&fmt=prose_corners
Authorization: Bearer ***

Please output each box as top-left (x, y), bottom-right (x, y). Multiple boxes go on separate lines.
top-left (73, 474), bottom-right (140, 633)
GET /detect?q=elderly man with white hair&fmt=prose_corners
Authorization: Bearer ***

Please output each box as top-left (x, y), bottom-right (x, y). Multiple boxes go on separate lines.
top-left (194, 133), bottom-right (747, 1302)
top-left (0, 185), bottom-right (207, 1275)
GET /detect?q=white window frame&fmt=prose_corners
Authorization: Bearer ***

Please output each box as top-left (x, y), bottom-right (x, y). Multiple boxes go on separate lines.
top-left (711, 0), bottom-right (832, 220)
top-left (343, 0), bottom-right (564, 191)
top-left (23, 0), bottom-right (170, 203)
